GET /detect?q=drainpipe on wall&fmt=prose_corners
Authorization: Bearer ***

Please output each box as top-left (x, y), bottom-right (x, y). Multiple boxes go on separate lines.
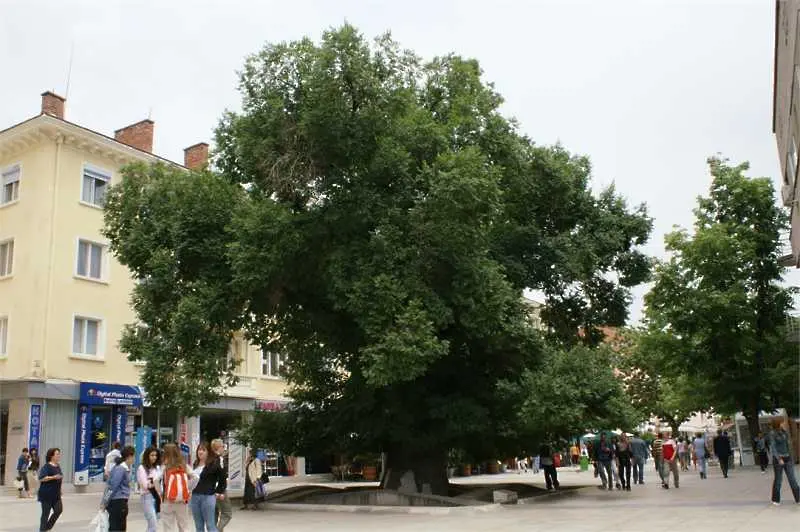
top-left (40, 134), bottom-right (64, 378)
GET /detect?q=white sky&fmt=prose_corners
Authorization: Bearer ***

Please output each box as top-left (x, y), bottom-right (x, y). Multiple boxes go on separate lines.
top-left (1, 0), bottom-right (794, 322)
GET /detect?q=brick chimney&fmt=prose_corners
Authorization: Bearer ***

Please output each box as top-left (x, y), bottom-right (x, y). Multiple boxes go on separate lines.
top-left (184, 142), bottom-right (209, 170)
top-left (41, 91), bottom-right (66, 119)
top-left (114, 120), bottom-right (154, 153)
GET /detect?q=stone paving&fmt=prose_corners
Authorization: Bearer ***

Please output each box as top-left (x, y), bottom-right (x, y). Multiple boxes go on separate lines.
top-left (1, 463), bottom-right (798, 531)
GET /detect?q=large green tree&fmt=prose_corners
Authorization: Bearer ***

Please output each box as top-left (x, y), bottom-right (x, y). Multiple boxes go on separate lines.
top-left (104, 25), bottom-right (651, 494)
top-left (645, 158), bottom-right (796, 439)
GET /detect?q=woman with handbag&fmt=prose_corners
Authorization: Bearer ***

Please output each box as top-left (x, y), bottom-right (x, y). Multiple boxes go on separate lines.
top-left (105, 446), bottom-right (136, 531)
top-left (137, 447), bottom-right (162, 532)
top-left (242, 449), bottom-right (263, 510)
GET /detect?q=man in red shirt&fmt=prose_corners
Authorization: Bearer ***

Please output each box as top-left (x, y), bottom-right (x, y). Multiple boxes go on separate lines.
top-left (661, 435), bottom-right (680, 489)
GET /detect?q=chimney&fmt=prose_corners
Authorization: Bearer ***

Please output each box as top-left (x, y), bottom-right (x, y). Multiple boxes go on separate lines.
top-left (114, 120), bottom-right (154, 153)
top-left (41, 91), bottom-right (66, 119)
top-left (184, 142), bottom-right (209, 170)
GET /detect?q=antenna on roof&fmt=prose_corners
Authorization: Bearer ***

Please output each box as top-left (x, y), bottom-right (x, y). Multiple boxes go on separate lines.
top-left (64, 41), bottom-right (75, 99)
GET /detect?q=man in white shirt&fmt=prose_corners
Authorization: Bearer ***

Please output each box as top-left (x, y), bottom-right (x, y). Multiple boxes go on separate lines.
top-left (104, 441), bottom-right (122, 481)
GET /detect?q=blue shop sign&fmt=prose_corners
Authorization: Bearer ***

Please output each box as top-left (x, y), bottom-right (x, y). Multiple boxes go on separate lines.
top-left (80, 382), bottom-right (143, 407)
top-left (29, 404), bottom-right (42, 451)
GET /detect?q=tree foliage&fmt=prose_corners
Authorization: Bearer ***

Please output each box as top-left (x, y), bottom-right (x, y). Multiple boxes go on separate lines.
top-left (104, 25), bottom-right (652, 493)
top-left (505, 344), bottom-right (641, 447)
top-left (616, 329), bottom-right (709, 434)
top-left (645, 157), bottom-right (796, 437)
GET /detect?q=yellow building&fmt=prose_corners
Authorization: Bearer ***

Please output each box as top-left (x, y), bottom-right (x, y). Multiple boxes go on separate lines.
top-left (0, 92), bottom-right (290, 488)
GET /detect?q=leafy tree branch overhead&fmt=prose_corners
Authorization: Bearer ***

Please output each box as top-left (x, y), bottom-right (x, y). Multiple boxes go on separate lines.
top-left (103, 24), bottom-right (652, 494)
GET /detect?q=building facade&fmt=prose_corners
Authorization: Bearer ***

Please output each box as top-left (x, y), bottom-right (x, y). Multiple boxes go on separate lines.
top-left (0, 92), bottom-right (290, 488)
top-left (773, 0), bottom-right (800, 265)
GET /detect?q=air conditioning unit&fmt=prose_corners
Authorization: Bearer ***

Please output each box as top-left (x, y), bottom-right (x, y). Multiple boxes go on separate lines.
top-left (781, 183), bottom-right (794, 207)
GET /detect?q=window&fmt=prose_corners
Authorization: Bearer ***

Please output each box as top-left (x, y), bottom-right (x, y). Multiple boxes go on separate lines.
top-left (786, 136), bottom-right (799, 185)
top-left (0, 239), bottom-right (13, 277)
top-left (261, 350), bottom-right (287, 377)
top-left (76, 240), bottom-right (104, 280)
top-left (81, 166), bottom-right (110, 206)
top-left (1, 165), bottom-right (20, 204)
top-left (73, 317), bottom-right (101, 355)
top-left (0, 316), bottom-right (7, 355)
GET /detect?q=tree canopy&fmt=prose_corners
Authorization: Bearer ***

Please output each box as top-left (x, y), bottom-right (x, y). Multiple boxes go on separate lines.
top-left (104, 25), bottom-right (651, 494)
top-left (645, 157), bottom-right (796, 438)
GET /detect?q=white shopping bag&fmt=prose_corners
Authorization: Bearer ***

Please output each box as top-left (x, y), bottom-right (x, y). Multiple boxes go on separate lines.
top-left (90, 509), bottom-right (109, 532)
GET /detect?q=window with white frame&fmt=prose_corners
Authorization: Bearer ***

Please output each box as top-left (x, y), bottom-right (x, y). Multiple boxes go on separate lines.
top-left (73, 316), bottom-right (101, 355)
top-left (76, 239), bottom-right (105, 280)
top-left (0, 239), bottom-right (13, 277)
top-left (1, 165), bottom-right (20, 204)
top-left (0, 316), bottom-right (8, 355)
top-left (81, 166), bottom-right (110, 206)
top-left (261, 350), bottom-right (287, 377)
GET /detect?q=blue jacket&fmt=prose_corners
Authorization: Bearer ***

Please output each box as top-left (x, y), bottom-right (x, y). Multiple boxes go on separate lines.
top-left (107, 463), bottom-right (131, 501)
top-left (768, 429), bottom-right (791, 458)
top-left (630, 438), bottom-right (649, 461)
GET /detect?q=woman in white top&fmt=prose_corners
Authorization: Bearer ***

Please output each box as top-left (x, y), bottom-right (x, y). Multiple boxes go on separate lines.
top-left (137, 446), bottom-right (163, 532)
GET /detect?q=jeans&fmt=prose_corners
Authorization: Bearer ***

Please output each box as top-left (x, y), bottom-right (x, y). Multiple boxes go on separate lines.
top-left (190, 494), bottom-right (218, 532)
top-left (215, 495), bottom-right (232, 532)
top-left (758, 452), bottom-right (769, 471)
top-left (598, 461), bottom-right (613, 488)
top-left (719, 455), bottom-right (730, 477)
top-left (697, 455), bottom-right (707, 477)
top-left (39, 499), bottom-right (63, 531)
top-left (618, 460), bottom-right (631, 488)
top-left (661, 459), bottom-right (679, 487)
top-left (632, 458), bottom-right (644, 483)
top-left (654, 458), bottom-right (664, 482)
top-left (108, 498), bottom-right (129, 531)
top-left (543, 465), bottom-right (559, 490)
top-left (771, 458), bottom-right (800, 504)
top-left (143, 492), bottom-right (159, 532)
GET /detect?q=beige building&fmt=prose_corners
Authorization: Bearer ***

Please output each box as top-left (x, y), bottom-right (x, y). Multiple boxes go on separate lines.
top-left (773, 0), bottom-right (800, 265)
top-left (0, 92), bottom-right (290, 487)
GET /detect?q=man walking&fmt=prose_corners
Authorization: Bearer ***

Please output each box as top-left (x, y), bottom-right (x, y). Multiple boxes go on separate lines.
top-left (212, 438), bottom-right (232, 532)
top-left (754, 432), bottom-right (769, 474)
top-left (630, 432), bottom-right (650, 485)
top-left (539, 442), bottom-right (559, 490)
top-left (713, 430), bottom-right (732, 478)
top-left (661, 435), bottom-right (679, 489)
top-left (692, 433), bottom-right (708, 479)
top-left (596, 434), bottom-right (616, 491)
top-left (652, 433), bottom-right (664, 484)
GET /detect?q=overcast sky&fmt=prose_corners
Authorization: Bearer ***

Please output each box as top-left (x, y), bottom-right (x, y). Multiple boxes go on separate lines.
top-left (1, 0), bottom-right (792, 322)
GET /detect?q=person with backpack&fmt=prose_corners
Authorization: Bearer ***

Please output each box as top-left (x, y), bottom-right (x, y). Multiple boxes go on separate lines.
top-left (161, 443), bottom-right (197, 532)
top-left (191, 443), bottom-right (227, 532)
top-left (137, 446), bottom-right (162, 532)
top-left (105, 445), bottom-right (136, 531)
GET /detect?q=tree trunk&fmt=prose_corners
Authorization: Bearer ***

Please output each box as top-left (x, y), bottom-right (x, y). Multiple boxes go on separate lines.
top-left (669, 419), bottom-right (681, 437)
top-left (743, 398), bottom-right (761, 446)
top-left (380, 449), bottom-right (449, 497)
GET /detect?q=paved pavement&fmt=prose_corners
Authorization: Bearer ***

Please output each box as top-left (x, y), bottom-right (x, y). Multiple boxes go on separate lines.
top-left (1, 463), bottom-right (798, 531)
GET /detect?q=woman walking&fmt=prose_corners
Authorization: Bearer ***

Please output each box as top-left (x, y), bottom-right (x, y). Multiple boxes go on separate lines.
top-left (191, 443), bottom-right (227, 532)
top-left (616, 434), bottom-right (633, 491)
top-left (692, 433), bottom-right (708, 479)
top-left (38, 448), bottom-right (64, 531)
top-left (161, 443), bottom-right (195, 532)
top-left (106, 446), bottom-right (135, 531)
top-left (28, 448), bottom-right (41, 497)
top-left (137, 447), bottom-right (162, 532)
top-left (242, 449), bottom-right (264, 510)
top-left (768, 419), bottom-right (800, 506)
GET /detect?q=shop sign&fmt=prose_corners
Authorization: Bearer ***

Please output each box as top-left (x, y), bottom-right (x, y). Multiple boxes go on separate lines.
top-left (80, 382), bottom-right (143, 407)
top-left (28, 404), bottom-right (42, 450)
top-left (254, 400), bottom-right (287, 412)
top-left (74, 405), bottom-right (91, 481)
top-left (112, 406), bottom-right (127, 445)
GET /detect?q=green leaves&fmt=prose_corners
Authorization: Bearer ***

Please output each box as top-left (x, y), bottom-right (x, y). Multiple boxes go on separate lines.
top-left (645, 157), bottom-right (795, 426)
top-left (104, 25), bottom-right (653, 468)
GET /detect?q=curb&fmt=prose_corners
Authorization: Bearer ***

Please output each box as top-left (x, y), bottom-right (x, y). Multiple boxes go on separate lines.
top-left (261, 501), bottom-right (504, 515)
